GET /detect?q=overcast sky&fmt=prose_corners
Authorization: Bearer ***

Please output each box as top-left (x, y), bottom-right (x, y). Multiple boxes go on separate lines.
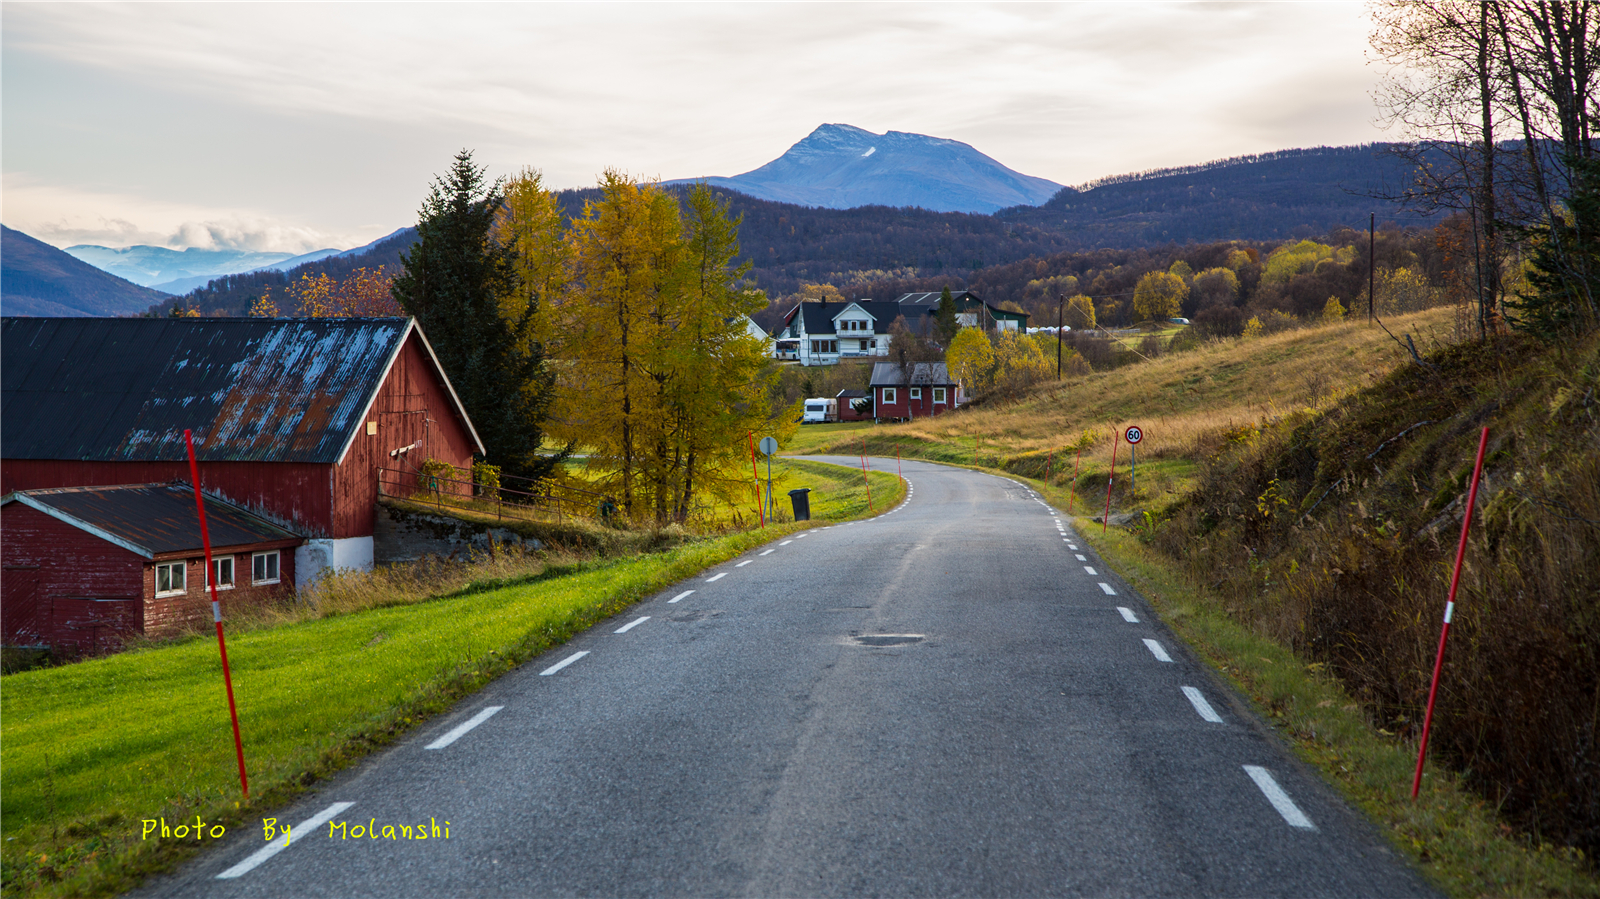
top-left (2, 2), bottom-right (1391, 253)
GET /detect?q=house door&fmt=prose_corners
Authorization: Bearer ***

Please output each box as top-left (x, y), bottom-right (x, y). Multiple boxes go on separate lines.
top-left (50, 597), bottom-right (141, 657)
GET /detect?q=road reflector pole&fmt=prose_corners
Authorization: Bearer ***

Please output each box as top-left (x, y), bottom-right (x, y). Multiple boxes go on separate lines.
top-left (1102, 427), bottom-right (1119, 535)
top-left (184, 429), bottom-right (250, 801)
top-left (860, 435), bottom-right (873, 512)
top-left (1069, 447), bottom-right (1083, 514)
top-left (1411, 425), bottom-right (1490, 800)
top-left (747, 431), bottom-right (765, 528)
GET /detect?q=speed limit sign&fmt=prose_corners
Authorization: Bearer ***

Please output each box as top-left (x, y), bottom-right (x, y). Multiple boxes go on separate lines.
top-left (1125, 426), bottom-right (1143, 445)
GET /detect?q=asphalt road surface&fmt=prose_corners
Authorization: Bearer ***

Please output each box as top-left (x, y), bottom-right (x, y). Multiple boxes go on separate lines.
top-left (139, 456), bottom-right (1435, 898)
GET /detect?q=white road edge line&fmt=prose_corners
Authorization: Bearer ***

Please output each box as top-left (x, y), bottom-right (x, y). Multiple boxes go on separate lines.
top-left (669, 590), bottom-right (694, 603)
top-left (736, 560), bottom-right (753, 567)
top-left (1243, 765), bottom-right (1316, 829)
top-left (217, 801), bottom-right (355, 879)
top-left (706, 572), bottom-right (727, 582)
top-left (760, 549), bottom-right (775, 556)
top-left (1117, 606), bottom-right (1139, 623)
top-left (425, 705), bottom-right (505, 749)
top-left (540, 651), bottom-right (590, 676)
top-left (1182, 686), bottom-right (1224, 723)
top-left (615, 616), bottom-right (650, 634)
top-left (780, 540), bottom-right (793, 546)
top-left (1084, 566), bottom-right (1098, 575)
top-left (1143, 638), bottom-right (1173, 662)
top-left (1099, 582), bottom-right (1117, 595)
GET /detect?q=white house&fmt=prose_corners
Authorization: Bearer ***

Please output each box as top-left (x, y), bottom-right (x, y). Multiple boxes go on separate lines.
top-left (773, 299), bottom-right (903, 366)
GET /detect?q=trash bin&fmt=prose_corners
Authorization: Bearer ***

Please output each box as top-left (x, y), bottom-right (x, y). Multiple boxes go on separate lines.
top-left (788, 487), bottom-right (812, 522)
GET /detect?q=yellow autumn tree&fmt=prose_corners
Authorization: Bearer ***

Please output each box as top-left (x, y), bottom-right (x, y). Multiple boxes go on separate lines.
top-left (1063, 294), bottom-right (1096, 329)
top-left (945, 327), bottom-right (995, 398)
top-left (1132, 271), bottom-right (1186, 322)
top-left (253, 268), bottom-right (402, 317)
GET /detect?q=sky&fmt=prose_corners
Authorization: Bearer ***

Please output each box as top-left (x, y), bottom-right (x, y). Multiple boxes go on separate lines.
top-left (2, 2), bottom-right (1391, 254)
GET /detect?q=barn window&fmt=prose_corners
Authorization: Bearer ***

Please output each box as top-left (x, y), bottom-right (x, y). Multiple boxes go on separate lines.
top-left (207, 556), bottom-right (235, 590)
top-left (882, 387), bottom-right (897, 404)
top-left (253, 551), bottom-right (280, 585)
top-left (155, 562), bottom-right (186, 596)
top-left (934, 387), bottom-right (947, 403)
top-left (910, 387), bottom-right (922, 400)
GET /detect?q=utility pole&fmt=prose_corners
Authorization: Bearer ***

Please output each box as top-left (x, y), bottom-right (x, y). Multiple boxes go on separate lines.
top-left (1056, 291), bottom-right (1064, 380)
top-left (1369, 212), bottom-right (1376, 324)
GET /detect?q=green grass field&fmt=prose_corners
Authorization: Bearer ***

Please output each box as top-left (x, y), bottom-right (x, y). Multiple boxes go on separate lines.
top-left (1, 461), bottom-right (901, 898)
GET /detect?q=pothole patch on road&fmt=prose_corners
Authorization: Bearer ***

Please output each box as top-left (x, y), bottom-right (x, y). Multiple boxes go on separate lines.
top-left (852, 634), bottom-right (924, 647)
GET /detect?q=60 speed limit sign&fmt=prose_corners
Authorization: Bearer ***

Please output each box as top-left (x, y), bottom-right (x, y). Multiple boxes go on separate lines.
top-left (1125, 426), bottom-right (1144, 445)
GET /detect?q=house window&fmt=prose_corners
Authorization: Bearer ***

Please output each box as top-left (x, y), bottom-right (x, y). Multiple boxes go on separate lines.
top-left (868, 339), bottom-right (876, 350)
top-left (253, 551), bottom-right (281, 585)
top-left (207, 556), bottom-right (236, 590)
top-left (934, 387), bottom-right (947, 403)
top-left (155, 561), bottom-right (186, 596)
top-left (910, 387), bottom-right (922, 400)
top-left (809, 339), bottom-right (839, 355)
top-left (882, 387), bottom-right (897, 404)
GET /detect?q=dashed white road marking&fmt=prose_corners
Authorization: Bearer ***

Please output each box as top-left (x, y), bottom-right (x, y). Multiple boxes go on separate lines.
top-left (706, 572), bottom-right (727, 582)
top-left (797, 533), bottom-right (809, 538)
top-left (1182, 686), bottom-right (1224, 722)
top-left (1243, 766), bottom-right (1316, 829)
top-left (1143, 639), bottom-right (1173, 662)
top-left (780, 540), bottom-right (793, 546)
top-left (1099, 582), bottom-right (1117, 595)
top-left (760, 549), bottom-right (775, 556)
top-left (736, 560), bottom-right (753, 567)
top-left (425, 706), bottom-right (504, 750)
top-left (1076, 554), bottom-right (1088, 561)
top-left (540, 651), bottom-right (590, 676)
top-left (1117, 607), bottom-right (1139, 623)
top-left (1069, 544), bottom-right (1079, 550)
top-left (1084, 566), bottom-right (1098, 576)
top-left (669, 590), bottom-right (694, 603)
top-left (217, 801), bottom-right (355, 879)
top-left (615, 616), bottom-right (650, 634)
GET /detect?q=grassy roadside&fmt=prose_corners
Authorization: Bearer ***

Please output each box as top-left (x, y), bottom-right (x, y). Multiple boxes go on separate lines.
top-left (1, 462), bottom-right (901, 899)
top-left (1037, 482), bottom-right (1595, 897)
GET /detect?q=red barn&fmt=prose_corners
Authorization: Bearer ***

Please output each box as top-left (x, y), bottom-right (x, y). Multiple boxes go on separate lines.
top-left (1, 317), bottom-right (483, 588)
top-left (870, 362), bottom-right (963, 422)
top-left (2, 484), bottom-right (301, 653)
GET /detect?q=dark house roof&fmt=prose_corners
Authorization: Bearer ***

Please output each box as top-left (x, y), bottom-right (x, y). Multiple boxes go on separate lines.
top-left (2, 483), bottom-right (301, 558)
top-left (835, 389), bottom-right (869, 399)
top-left (784, 300), bottom-right (912, 336)
top-left (870, 362), bottom-right (956, 387)
top-left (1, 317), bottom-right (482, 463)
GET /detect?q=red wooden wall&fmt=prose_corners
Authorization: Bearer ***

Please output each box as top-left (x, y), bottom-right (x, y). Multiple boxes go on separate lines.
top-left (2, 503), bottom-right (144, 653)
top-left (331, 332), bottom-right (478, 539)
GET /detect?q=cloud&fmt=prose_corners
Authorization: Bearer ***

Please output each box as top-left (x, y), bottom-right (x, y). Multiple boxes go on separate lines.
top-left (2, 173), bottom-right (374, 251)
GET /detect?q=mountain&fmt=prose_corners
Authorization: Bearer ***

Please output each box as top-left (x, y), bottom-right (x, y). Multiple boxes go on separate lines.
top-left (61, 243), bottom-right (341, 291)
top-left (664, 124), bottom-right (1062, 214)
top-left (165, 227), bottom-right (419, 317)
top-left (1, 225), bottom-right (176, 316)
top-left (995, 145), bottom-right (1441, 246)
top-left (148, 248), bottom-right (343, 295)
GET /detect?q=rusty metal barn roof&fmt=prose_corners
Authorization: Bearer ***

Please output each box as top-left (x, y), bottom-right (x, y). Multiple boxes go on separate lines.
top-left (2, 317), bottom-right (421, 463)
top-left (2, 483), bottom-right (301, 557)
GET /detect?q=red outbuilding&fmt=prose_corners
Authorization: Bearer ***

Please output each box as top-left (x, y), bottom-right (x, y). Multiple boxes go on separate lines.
top-left (1, 317), bottom-right (483, 588)
top-left (1, 483), bottom-right (302, 655)
top-left (870, 362), bottom-right (963, 422)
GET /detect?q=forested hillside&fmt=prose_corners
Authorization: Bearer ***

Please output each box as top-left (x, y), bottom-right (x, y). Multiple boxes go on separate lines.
top-left (1, 225), bottom-right (173, 317)
top-left (163, 143), bottom-right (1447, 318)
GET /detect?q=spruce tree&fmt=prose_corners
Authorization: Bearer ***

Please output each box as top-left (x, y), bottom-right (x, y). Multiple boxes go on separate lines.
top-left (934, 285), bottom-right (960, 344)
top-left (392, 150), bottom-right (560, 481)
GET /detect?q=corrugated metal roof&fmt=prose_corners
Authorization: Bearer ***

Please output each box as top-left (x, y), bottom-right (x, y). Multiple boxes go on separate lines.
top-left (2, 317), bottom-right (411, 463)
top-left (3, 483), bottom-right (301, 557)
top-left (871, 362), bottom-right (955, 387)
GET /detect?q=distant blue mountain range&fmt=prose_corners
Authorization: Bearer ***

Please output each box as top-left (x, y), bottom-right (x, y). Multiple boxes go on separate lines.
top-left (664, 124), bottom-right (1062, 214)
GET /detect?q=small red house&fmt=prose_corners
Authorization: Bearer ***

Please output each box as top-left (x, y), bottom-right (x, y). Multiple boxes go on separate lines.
top-left (836, 389), bottom-right (871, 422)
top-left (1, 483), bottom-right (302, 654)
top-left (1, 317), bottom-right (483, 587)
top-left (870, 362), bottom-right (963, 422)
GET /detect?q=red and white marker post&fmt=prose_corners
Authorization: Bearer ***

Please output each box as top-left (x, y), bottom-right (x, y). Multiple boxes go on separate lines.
top-left (1411, 426), bottom-right (1490, 800)
top-left (1069, 447), bottom-right (1083, 514)
top-left (184, 429), bottom-right (250, 800)
top-left (747, 431), bottom-right (765, 527)
top-left (1102, 427), bottom-right (1120, 535)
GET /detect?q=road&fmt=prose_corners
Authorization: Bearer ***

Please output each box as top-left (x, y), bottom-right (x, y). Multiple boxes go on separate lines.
top-left (138, 456), bottom-right (1434, 898)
